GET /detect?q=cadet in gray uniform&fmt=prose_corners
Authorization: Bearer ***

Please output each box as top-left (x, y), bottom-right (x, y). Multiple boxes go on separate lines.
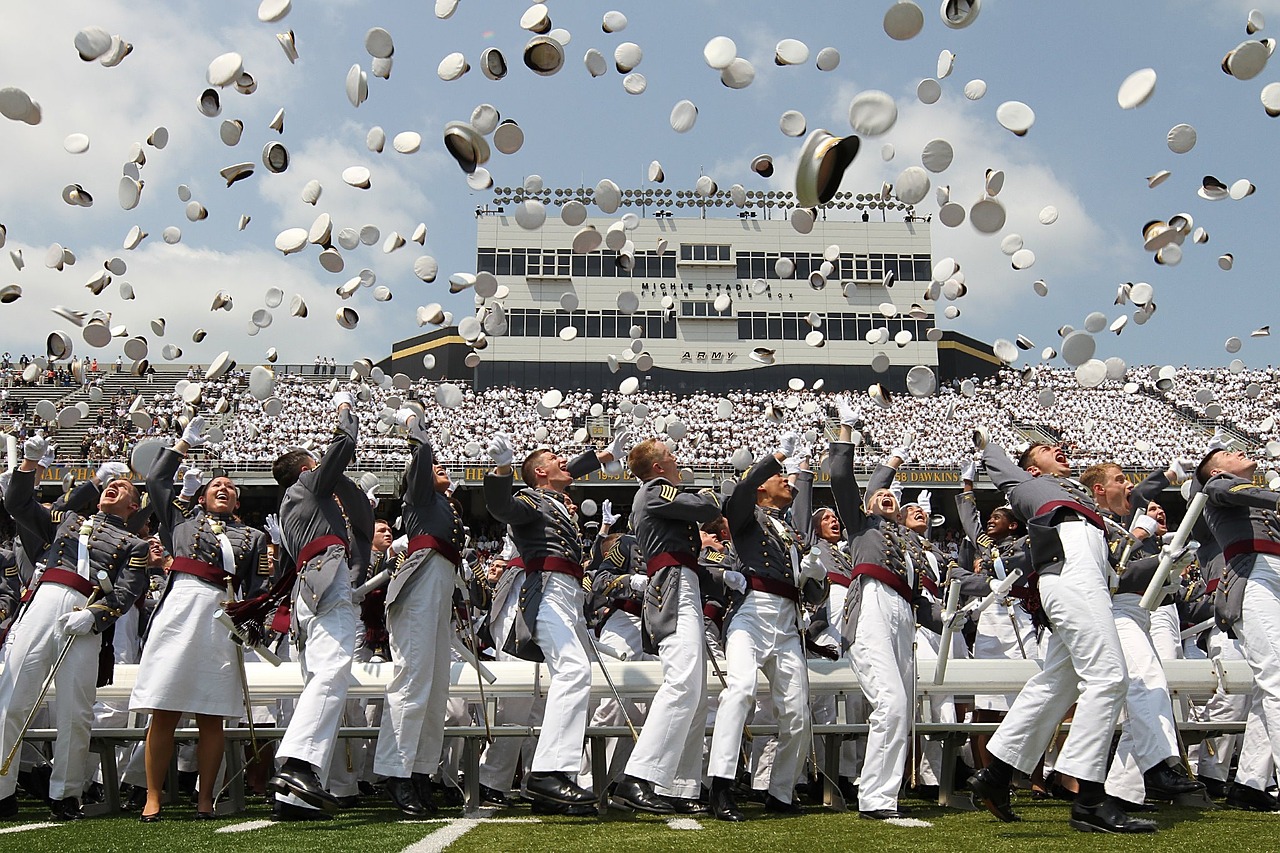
top-left (483, 429), bottom-right (627, 809)
top-left (615, 438), bottom-right (722, 814)
top-left (131, 416), bottom-right (269, 821)
top-left (707, 433), bottom-right (824, 822)
top-left (1, 434), bottom-right (149, 821)
top-left (967, 439), bottom-right (1156, 834)
top-left (373, 408), bottom-right (466, 818)
top-left (1195, 447), bottom-right (1280, 811)
top-left (265, 391), bottom-right (374, 820)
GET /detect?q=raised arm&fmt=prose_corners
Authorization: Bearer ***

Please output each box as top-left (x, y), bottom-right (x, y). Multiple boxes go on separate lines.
top-left (789, 468), bottom-right (816, 542)
top-left (955, 489), bottom-right (992, 549)
top-left (145, 446), bottom-right (185, 551)
top-left (401, 413), bottom-right (438, 507)
top-left (827, 441), bottom-right (865, 535)
top-left (981, 441), bottom-right (1033, 492)
top-left (308, 397), bottom-right (358, 499)
top-left (567, 448), bottom-right (603, 480)
top-left (725, 451), bottom-right (784, 536)
top-left (5, 463), bottom-right (54, 548)
top-left (1203, 475), bottom-right (1280, 513)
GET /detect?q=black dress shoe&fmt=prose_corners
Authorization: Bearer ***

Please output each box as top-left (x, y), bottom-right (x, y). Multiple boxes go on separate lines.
top-left (968, 768), bottom-right (1021, 823)
top-left (838, 777), bottom-right (858, 803)
top-left (386, 777), bottom-right (430, 818)
top-left (409, 774), bottom-right (440, 814)
top-left (1069, 798), bottom-right (1158, 833)
top-left (1197, 775), bottom-right (1228, 799)
top-left (1225, 782), bottom-right (1280, 812)
top-left (479, 784), bottom-right (510, 807)
top-left (333, 795), bottom-right (360, 810)
top-left (1109, 795), bottom-right (1157, 813)
top-left (82, 782), bottom-right (104, 805)
top-left (529, 799), bottom-right (599, 816)
top-left (195, 811), bottom-right (217, 820)
top-left (670, 797), bottom-right (709, 815)
top-left (764, 794), bottom-right (803, 814)
top-left (0, 793), bottom-right (17, 819)
top-left (267, 761), bottom-right (340, 813)
top-left (1144, 762), bottom-right (1205, 800)
top-left (859, 809), bottom-right (904, 820)
top-left (122, 784), bottom-right (148, 812)
top-left (612, 776), bottom-right (675, 814)
top-left (271, 800), bottom-right (333, 822)
top-left (138, 811), bottom-right (162, 823)
top-left (524, 772), bottom-right (595, 806)
top-left (49, 797), bottom-right (84, 821)
top-left (709, 776), bottom-right (744, 822)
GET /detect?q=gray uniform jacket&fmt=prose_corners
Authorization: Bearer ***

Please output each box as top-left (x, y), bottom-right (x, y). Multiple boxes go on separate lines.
top-left (826, 442), bottom-right (911, 646)
top-left (388, 418), bottom-right (466, 606)
top-left (484, 449), bottom-right (602, 662)
top-left (723, 453), bottom-right (811, 627)
top-left (699, 545), bottom-right (737, 644)
top-left (147, 446), bottom-right (269, 609)
top-left (5, 467), bottom-right (149, 633)
top-left (1198, 472), bottom-right (1280, 630)
top-left (0, 549), bottom-right (17, 630)
top-left (952, 489), bottom-right (1039, 624)
top-left (587, 533), bottom-right (643, 635)
top-left (630, 476), bottom-right (722, 651)
top-left (279, 409), bottom-right (374, 609)
top-left (981, 442), bottom-right (1107, 576)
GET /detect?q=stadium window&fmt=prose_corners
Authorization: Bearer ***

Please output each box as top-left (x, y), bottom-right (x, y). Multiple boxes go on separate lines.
top-left (571, 255), bottom-right (586, 277)
top-left (509, 310), bottom-right (525, 336)
top-left (912, 256), bottom-right (931, 281)
top-left (477, 248), bottom-right (497, 274)
top-left (510, 249), bottom-right (526, 276)
top-left (738, 316), bottom-right (752, 339)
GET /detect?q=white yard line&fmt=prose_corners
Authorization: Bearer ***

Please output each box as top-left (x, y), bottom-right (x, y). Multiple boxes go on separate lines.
top-left (666, 817), bottom-right (704, 830)
top-left (0, 822), bottom-right (58, 834)
top-left (884, 817), bottom-right (933, 828)
top-left (400, 816), bottom-right (540, 853)
top-left (215, 819), bottom-right (275, 833)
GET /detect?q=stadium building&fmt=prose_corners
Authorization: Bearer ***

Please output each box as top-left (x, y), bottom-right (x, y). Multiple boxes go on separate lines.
top-left (380, 187), bottom-right (1000, 392)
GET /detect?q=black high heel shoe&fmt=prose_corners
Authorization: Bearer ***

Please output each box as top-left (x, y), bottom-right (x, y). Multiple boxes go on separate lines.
top-left (139, 811), bottom-right (163, 823)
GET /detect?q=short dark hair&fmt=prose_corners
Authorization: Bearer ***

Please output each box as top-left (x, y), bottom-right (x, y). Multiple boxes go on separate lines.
top-left (1195, 449), bottom-right (1225, 487)
top-left (521, 449), bottom-right (552, 487)
top-left (1017, 442), bottom-right (1050, 469)
top-left (989, 507), bottom-right (1021, 532)
top-left (272, 450), bottom-right (313, 490)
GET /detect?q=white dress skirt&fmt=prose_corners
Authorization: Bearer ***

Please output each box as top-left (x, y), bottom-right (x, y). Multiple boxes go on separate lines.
top-left (130, 573), bottom-right (241, 718)
top-left (973, 600), bottom-right (1040, 711)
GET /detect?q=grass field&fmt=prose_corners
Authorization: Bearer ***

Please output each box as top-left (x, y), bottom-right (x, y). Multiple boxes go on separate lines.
top-left (4, 789), bottom-right (1280, 853)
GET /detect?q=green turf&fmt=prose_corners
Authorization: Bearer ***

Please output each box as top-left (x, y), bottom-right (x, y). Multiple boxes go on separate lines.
top-left (4, 791), bottom-right (1280, 853)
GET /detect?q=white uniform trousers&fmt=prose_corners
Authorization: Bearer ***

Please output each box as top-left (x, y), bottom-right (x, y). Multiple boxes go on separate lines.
top-left (626, 569), bottom-right (707, 799)
top-left (988, 522), bottom-right (1127, 782)
top-left (1196, 629), bottom-right (1275, 786)
top-left (0, 583), bottom-right (98, 801)
top-left (529, 573), bottom-right (591, 775)
top-left (276, 574), bottom-right (356, 795)
top-left (477, 570), bottom-right (544, 792)
top-left (1230, 553), bottom-right (1280, 782)
top-left (973, 600), bottom-right (1039, 711)
top-left (1105, 594), bottom-right (1180, 802)
top-left (850, 577), bottom-right (915, 811)
top-left (707, 589), bottom-right (809, 802)
top-left (1150, 603), bottom-right (1182, 660)
top-left (581, 611), bottom-right (647, 789)
top-left (810, 582), bottom-right (863, 779)
top-left (374, 553), bottom-right (455, 778)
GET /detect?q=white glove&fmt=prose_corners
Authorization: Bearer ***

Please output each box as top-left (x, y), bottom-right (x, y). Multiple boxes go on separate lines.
top-left (390, 534), bottom-right (409, 557)
top-left (1169, 457), bottom-right (1194, 485)
top-left (263, 513), bottom-right (283, 546)
top-left (799, 550), bottom-right (825, 583)
top-left (890, 430), bottom-right (916, 464)
top-left (777, 431), bottom-right (799, 459)
top-left (960, 458), bottom-right (978, 483)
top-left (57, 609), bottom-right (96, 636)
top-left (890, 482), bottom-right (904, 504)
top-left (366, 486), bottom-right (379, 509)
top-left (39, 442), bottom-right (57, 469)
top-left (351, 585), bottom-right (368, 607)
top-left (96, 461), bottom-right (130, 483)
top-left (393, 408), bottom-right (416, 428)
top-left (835, 396), bottom-right (862, 428)
top-left (916, 489), bottom-right (933, 517)
top-left (486, 432), bottom-right (514, 467)
top-left (947, 608), bottom-right (970, 631)
top-left (628, 574), bottom-right (648, 593)
top-left (606, 427), bottom-right (633, 461)
top-left (601, 499), bottom-right (619, 527)
top-left (1206, 428), bottom-right (1232, 452)
top-left (22, 434), bottom-right (47, 462)
top-left (783, 456), bottom-right (804, 475)
top-left (1131, 514), bottom-right (1159, 538)
top-left (181, 415), bottom-right (208, 448)
top-left (180, 468), bottom-right (203, 498)
top-left (722, 569), bottom-right (747, 593)
top-left (332, 390), bottom-right (355, 410)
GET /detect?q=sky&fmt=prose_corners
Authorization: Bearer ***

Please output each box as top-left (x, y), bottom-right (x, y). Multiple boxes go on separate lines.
top-left (2, 0), bottom-right (1279, 374)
